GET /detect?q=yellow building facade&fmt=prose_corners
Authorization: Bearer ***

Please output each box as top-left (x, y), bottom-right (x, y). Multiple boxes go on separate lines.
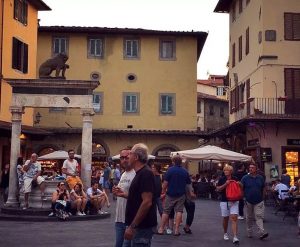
top-left (0, 0), bottom-right (50, 167)
top-left (214, 0), bottom-right (300, 183)
top-left (33, 26), bottom-right (208, 173)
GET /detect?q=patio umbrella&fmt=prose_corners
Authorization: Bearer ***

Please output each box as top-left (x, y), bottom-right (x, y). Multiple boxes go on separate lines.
top-left (170, 145), bottom-right (252, 162)
top-left (37, 150), bottom-right (81, 160)
top-left (111, 154), bottom-right (156, 160)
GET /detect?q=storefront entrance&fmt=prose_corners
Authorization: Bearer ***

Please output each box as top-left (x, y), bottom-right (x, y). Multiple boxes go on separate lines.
top-left (282, 146), bottom-right (300, 185)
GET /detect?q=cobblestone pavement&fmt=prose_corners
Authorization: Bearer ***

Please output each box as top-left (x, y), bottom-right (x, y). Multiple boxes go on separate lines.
top-left (0, 198), bottom-right (299, 247)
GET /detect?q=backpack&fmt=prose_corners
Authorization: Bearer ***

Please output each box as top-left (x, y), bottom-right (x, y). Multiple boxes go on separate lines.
top-left (226, 180), bottom-right (242, 201)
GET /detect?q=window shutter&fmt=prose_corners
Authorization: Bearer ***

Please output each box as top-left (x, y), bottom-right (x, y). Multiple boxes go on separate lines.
top-left (293, 14), bottom-right (300, 40)
top-left (239, 36), bottom-right (242, 61)
top-left (132, 95), bottom-right (137, 112)
top-left (285, 69), bottom-right (293, 98)
top-left (23, 1), bottom-right (28, 25)
top-left (23, 42), bottom-right (28, 73)
top-left (294, 69), bottom-right (300, 98)
top-left (230, 90), bottom-right (233, 114)
top-left (232, 43), bottom-right (236, 67)
top-left (168, 96), bottom-right (173, 112)
top-left (14, 0), bottom-right (18, 19)
top-left (239, 0), bottom-right (243, 13)
top-left (285, 13), bottom-right (293, 40)
top-left (12, 37), bottom-right (18, 70)
top-left (246, 27), bottom-right (249, 55)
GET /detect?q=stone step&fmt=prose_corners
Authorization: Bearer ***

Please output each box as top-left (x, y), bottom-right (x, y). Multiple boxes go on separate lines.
top-left (0, 211), bottom-right (110, 222)
top-left (1, 206), bottom-right (51, 216)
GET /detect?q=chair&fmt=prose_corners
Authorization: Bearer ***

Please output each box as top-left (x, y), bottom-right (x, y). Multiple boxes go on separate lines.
top-left (196, 182), bottom-right (210, 199)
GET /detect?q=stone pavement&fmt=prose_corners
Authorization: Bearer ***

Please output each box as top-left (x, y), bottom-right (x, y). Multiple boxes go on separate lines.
top-left (0, 198), bottom-right (299, 247)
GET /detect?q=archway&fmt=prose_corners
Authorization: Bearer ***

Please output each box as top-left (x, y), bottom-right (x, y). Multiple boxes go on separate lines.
top-left (152, 144), bottom-right (179, 173)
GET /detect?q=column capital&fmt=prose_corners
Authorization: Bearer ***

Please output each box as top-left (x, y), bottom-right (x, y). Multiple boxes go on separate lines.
top-left (81, 108), bottom-right (95, 117)
top-left (10, 106), bottom-right (25, 114)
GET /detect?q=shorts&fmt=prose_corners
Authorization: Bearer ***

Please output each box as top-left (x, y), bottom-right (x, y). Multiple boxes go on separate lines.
top-left (24, 176), bottom-right (45, 193)
top-left (103, 180), bottom-right (110, 189)
top-left (163, 194), bottom-right (186, 214)
top-left (220, 201), bottom-right (239, 217)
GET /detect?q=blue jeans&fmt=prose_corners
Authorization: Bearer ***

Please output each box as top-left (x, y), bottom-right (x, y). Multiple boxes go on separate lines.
top-left (132, 227), bottom-right (155, 247)
top-left (115, 222), bottom-right (131, 247)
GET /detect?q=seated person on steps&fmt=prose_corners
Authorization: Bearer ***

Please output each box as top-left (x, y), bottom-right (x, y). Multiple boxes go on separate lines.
top-left (87, 181), bottom-right (110, 215)
top-left (22, 153), bottom-right (46, 209)
top-left (70, 182), bottom-right (87, 216)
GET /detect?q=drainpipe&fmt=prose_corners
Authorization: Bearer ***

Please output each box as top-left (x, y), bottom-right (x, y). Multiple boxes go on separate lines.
top-left (0, 0), bottom-right (4, 80)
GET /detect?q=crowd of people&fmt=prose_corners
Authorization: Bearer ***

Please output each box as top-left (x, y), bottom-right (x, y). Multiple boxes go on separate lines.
top-left (1, 144), bottom-right (300, 246)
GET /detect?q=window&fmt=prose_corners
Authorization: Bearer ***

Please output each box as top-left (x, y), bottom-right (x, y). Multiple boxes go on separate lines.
top-left (160, 94), bottom-right (175, 115)
top-left (239, 0), bottom-right (243, 13)
top-left (284, 13), bottom-right (300, 40)
top-left (220, 107), bottom-right (225, 117)
top-left (53, 37), bottom-right (68, 55)
top-left (123, 93), bottom-right (139, 114)
top-left (265, 30), bottom-right (276, 41)
top-left (231, 2), bottom-right (236, 22)
top-left (217, 87), bottom-right (227, 96)
top-left (197, 100), bottom-right (201, 113)
top-left (88, 38), bottom-right (104, 58)
top-left (209, 105), bottom-right (214, 116)
top-left (12, 37), bottom-right (28, 73)
top-left (124, 38), bottom-right (139, 59)
top-left (232, 43), bottom-right (236, 67)
top-left (14, 0), bottom-right (27, 25)
top-left (239, 36), bottom-right (243, 62)
top-left (49, 107), bottom-right (66, 112)
top-left (93, 93), bottom-right (103, 114)
top-left (159, 39), bottom-right (176, 60)
top-left (246, 27), bottom-right (249, 55)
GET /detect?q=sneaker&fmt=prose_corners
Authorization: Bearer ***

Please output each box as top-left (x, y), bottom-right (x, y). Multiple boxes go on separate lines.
top-left (48, 212), bottom-right (54, 217)
top-left (166, 228), bottom-right (173, 235)
top-left (259, 232), bottom-right (269, 240)
top-left (238, 216), bottom-right (244, 220)
top-left (233, 236), bottom-right (239, 244)
top-left (224, 233), bottom-right (230, 241)
top-left (82, 212), bottom-right (86, 216)
top-left (76, 211), bottom-right (84, 216)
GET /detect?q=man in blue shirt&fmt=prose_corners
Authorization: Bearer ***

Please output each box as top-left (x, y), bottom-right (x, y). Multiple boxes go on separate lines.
top-left (157, 155), bottom-right (191, 236)
top-left (241, 163), bottom-right (269, 240)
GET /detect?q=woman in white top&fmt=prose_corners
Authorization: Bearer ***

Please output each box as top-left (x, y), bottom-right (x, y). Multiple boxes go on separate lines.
top-left (70, 183), bottom-right (87, 216)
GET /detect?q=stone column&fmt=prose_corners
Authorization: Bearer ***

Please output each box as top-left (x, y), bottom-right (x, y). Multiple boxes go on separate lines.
top-left (6, 106), bottom-right (24, 207)
top-left (81, 108), bottom-right (94, 189)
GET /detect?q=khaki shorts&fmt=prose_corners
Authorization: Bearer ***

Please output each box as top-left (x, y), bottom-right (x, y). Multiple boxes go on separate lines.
top-left (163, 194), bottom-right (186, 214)
top-left (24, 176), bottom-right (45, 193)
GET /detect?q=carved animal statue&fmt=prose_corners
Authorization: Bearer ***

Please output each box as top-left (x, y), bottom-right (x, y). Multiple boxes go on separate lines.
top-left (39, 53), bottom-right (69, 79)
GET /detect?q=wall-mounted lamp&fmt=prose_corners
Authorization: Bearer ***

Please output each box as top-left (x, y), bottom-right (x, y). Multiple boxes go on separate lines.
top-left (34, 112), bottom-right (42, 124)
top-left (19, 133), bottom-right (26, 140)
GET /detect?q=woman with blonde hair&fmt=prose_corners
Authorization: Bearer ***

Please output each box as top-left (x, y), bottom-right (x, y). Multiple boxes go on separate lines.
top-left (216, 165), bottom-right (240, 244)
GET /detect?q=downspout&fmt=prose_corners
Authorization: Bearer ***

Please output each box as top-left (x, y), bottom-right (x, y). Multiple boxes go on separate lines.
top-left (0, 0), bottom-right (4, 79)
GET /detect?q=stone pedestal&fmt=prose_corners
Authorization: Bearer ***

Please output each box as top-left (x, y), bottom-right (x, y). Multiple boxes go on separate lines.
top-left (6, 106), bottom-right (24, 207)
top-left (81, 108), bottom-right (94, 189)
top-left (19, 180), bottom-right (58, 208)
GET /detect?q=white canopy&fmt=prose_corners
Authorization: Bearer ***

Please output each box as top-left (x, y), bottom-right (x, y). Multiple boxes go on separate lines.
top-left (111, 154), bottom-right (156, 161)
top-left (170, 145), bottom-right (252, 162)
top-left (37, 150), bottom-right (81, 160)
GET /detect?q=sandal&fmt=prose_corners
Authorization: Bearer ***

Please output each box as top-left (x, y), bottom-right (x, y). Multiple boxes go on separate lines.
top-left (156, 231), bottom-right (164, 235)
top-left (174, 232), bottom-right (181, 236)
top-left (183, 227), bottom-right (192, 234)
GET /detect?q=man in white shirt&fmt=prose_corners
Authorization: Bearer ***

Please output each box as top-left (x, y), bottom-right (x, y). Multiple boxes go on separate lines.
top-left (273, 179), bottom-right (289, 200)
top-left (23, 153), bottom-right (46, 209)
top-left (87, 181), bottom-right (110, 214)
top-left (62, 149), bottom-right (82, 190)
top-left (112, 147), bottom-right (136, 247)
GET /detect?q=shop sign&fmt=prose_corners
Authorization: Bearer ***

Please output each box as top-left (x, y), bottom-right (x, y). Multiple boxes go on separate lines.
top-left (287, 139), bottom-right (300, 145)
top-left (248, 138), bottom-right (259, 147)
top-left (261, 148), bottom-right (272, 162)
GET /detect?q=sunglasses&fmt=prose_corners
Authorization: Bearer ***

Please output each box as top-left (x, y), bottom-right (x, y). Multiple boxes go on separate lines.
top-left (120, 156), bottom-right (129, 160)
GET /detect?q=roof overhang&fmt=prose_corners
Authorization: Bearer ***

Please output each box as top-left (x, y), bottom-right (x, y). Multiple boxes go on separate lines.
top-left (214, 0), bottom-right (232, 13)
top-left (28, 0), bottom-right (51, 11)
top-left (38, 26), bottom-right (208, 62)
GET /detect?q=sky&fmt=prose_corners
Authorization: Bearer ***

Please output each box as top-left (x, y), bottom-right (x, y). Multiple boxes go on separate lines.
top-left (38, 0), bottom-right (229, 79)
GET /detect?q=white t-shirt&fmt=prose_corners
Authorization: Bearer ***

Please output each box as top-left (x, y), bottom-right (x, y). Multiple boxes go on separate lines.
top-left (274, 183), bottom-right (289, 199)
top-left (62, 159), bottom-right (78, 176)
top-left (86, 187), bottom-right (103, 199)
top-left (115, 169), bottom-right (136, 223)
